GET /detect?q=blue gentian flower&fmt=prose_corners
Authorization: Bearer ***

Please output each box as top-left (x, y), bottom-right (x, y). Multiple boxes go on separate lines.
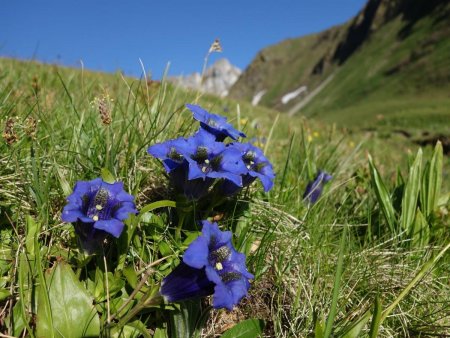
top-left (186, 104), bottom-right (246, 141)
top-left (184, 129), bottom-right (248, 187)
top-left (62, 178), bottom-right (137, 243)
top-left (303, 171), bottom-right (332, 204)
top-left (221, 142), bottom-right (275, 195)
top-left (160, 220), bottom-right (253, 310)
top-left (147, 137), bottom-right (189, 173)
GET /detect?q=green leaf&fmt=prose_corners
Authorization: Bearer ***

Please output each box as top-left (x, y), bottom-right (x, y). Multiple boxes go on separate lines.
top-left (169, 300), bottom-right (210, 338)
top-left (25, 215), bottom-right (39, 257)
top-left (400, 149), bottom-right (422, 233)
top-left (92, 268), bottom-right (125, 302)
top-left (369, 296), bottom-right (382, 338)
top-left (110, 320), bottom-right (151, 338)
top-left (421, 141), bottom-right (443, 218)
top-left (154, 327), bottom-right (169, 338)
top-left (341, 309), bottom-right (371, 338)
top-left (323, 226), bottom-right (347, 338)
top-left (123, 266), bottom-right (138, 289)
top-left (314, 319), bottom-right (325, 338)
top-left (0, 288), bottom-right (10, 301)
top-left (368, 155), bottom-right (396, 233)
top-left (101, 167), bottom-right (116, 183)
top-left (139, 200), bottom-right (176, 216)
top-left (36, 260), bottom-right (100, 338)
top-left (221, 318), bottom-right (265, 338)
top-left (411, 209), bottom-right (429, 248)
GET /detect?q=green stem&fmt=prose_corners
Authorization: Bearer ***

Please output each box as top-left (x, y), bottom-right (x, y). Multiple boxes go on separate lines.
top-left (175, 212), bottom-right (186, 242)
top-left (113, 293), bottom-right (163, 330)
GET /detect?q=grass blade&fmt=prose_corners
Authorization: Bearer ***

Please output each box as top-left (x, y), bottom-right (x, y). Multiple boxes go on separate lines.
top-left (368, 155), bottom-right (396, 233)
top-left (323, 226), bottom-right (347, 338)
top-left (400, 148), bottom-right (422, 234)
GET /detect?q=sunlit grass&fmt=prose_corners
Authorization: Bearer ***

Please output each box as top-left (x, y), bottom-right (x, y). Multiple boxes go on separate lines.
top-left (0, 58), bottom-right (448, 337)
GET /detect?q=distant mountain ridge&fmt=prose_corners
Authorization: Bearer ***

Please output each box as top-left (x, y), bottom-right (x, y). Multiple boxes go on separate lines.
top-left (229, 0), bottom-right (450, 126)
top-left (170, 58), bottom-right (241, 97)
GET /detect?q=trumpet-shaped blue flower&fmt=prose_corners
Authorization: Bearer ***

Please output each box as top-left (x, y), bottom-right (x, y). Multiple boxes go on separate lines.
top-left (186, 104), bottom-right (246, 141)
top-left (221, 142), bottom-right (275, 195)
top-left (303, 171), bottom-right (332, 204)
top-left (147, 137), bottom-right (189, 173)
top-left (62, 178), bottom-right (137, 240)
top-left (160, 220), bottom-right (253, 310)
top-left (184, 129), bottom-right (248, 187)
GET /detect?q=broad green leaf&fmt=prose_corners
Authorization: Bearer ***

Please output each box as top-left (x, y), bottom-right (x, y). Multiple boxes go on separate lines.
top-left (110, 320), bottom-right (151, 338)
top-left (341, 309), bottom-right (371, 338)
top-left (123, 266), bottom-right (138, 289)
top-left (400, 149), bottom-right (422, 233)
top-left (36, 261), bottom-right (100, 338)
top-left (154, 327), bottom-right (169, 338)
top-left (101, 167), bottom-right (116, 183)
top-left (6, 300), bottom-right (26, 337)
top-left (314, 319), bottom-right (325, 338)
top-left (411, 209), bottom-right (429, 248)
top-left (221, 318), bottom-right (265, 338)
top-left (0, 288), bottom-right (10, 301)
top-left (421, 141), bottom-right (443, 218)
top-left (159, 241), bottom-right (172, 257)
top-left (92, 268), bottom-right (125, 302)
top-left (25, 215), bottom-right (39, 257)
top-left (169, 300), bottom-right (209, 338)
top-left (368, 155), bottom-right (396, 233)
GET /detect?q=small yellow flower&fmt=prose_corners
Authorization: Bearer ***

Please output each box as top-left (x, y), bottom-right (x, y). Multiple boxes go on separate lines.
top-left (313, 131), bottom-right (319, 138)
top-left (307, 135), bottom-right (313, 142)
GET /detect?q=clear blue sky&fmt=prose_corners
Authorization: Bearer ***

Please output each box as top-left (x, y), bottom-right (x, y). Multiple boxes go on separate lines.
top-left (1, 1), bottom-right (366, 79)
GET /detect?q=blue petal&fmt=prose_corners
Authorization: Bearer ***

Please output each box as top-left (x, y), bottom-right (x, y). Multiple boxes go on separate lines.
top-left (254, 172), bottom-right (274, 192)
top-left (113, 202), bottom-right (138, 220)
top-left (93, 219), bottom-right (124, 238)
top-left (183, 235), bottom-right (209, 269)
top-left (147, 142), bottom-right (170, 159)
top-left (61, 209), bottom-right (86, 223)
top-left (202, 220), bottom-right (233, 248)
top-left (160, 263), bottom-right (215, 302)
top-left (212, 282), bottom-right (235, 311)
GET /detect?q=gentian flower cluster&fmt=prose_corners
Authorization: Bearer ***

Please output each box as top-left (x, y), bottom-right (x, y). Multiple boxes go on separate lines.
top-left (160, 220), bottom-right (253, 310)
top-left (148, 104), bottom-right (275, 199)
top-left (62, 178), bottom-right (137, 251)
top-left (303, 170), bottom-right (332, 204)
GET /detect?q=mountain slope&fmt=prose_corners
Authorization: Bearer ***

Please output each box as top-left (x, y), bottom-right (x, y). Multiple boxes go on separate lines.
top-left (229, 0), bottom-right (450, 131)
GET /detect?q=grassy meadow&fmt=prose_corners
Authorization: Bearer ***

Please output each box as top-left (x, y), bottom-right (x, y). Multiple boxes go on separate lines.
top-left (0, 57), bottom-right (449, 337)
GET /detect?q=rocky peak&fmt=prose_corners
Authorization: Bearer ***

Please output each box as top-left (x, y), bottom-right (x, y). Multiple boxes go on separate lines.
top-left (170, 58), bottom-right (241, 97)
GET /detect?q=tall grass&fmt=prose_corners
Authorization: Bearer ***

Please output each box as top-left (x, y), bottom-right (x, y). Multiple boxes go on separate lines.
top-left (0, 58), bottom-right (448, 337)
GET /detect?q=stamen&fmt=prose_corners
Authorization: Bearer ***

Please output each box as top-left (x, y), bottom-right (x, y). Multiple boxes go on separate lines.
top-left (93, 188), bottom-right (109, 209)
top-left (210, 245), bottom-right (231, 262)
top-left (96, 204), bottom-right (103, 210)
top-left (221, 271), bottom-right (242, 283)
top-left (202, 166), bottom-right (207, 173)
top-left (93, 215), bottom-right (99, 221)
top-left (216, 262), bottom-right (223, 270)
top-left (204, 159), bottom-right (210, 164)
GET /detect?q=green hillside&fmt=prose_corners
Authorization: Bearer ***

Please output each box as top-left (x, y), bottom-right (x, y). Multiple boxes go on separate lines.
top-left (230, 0), bottom-right (450, 133)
